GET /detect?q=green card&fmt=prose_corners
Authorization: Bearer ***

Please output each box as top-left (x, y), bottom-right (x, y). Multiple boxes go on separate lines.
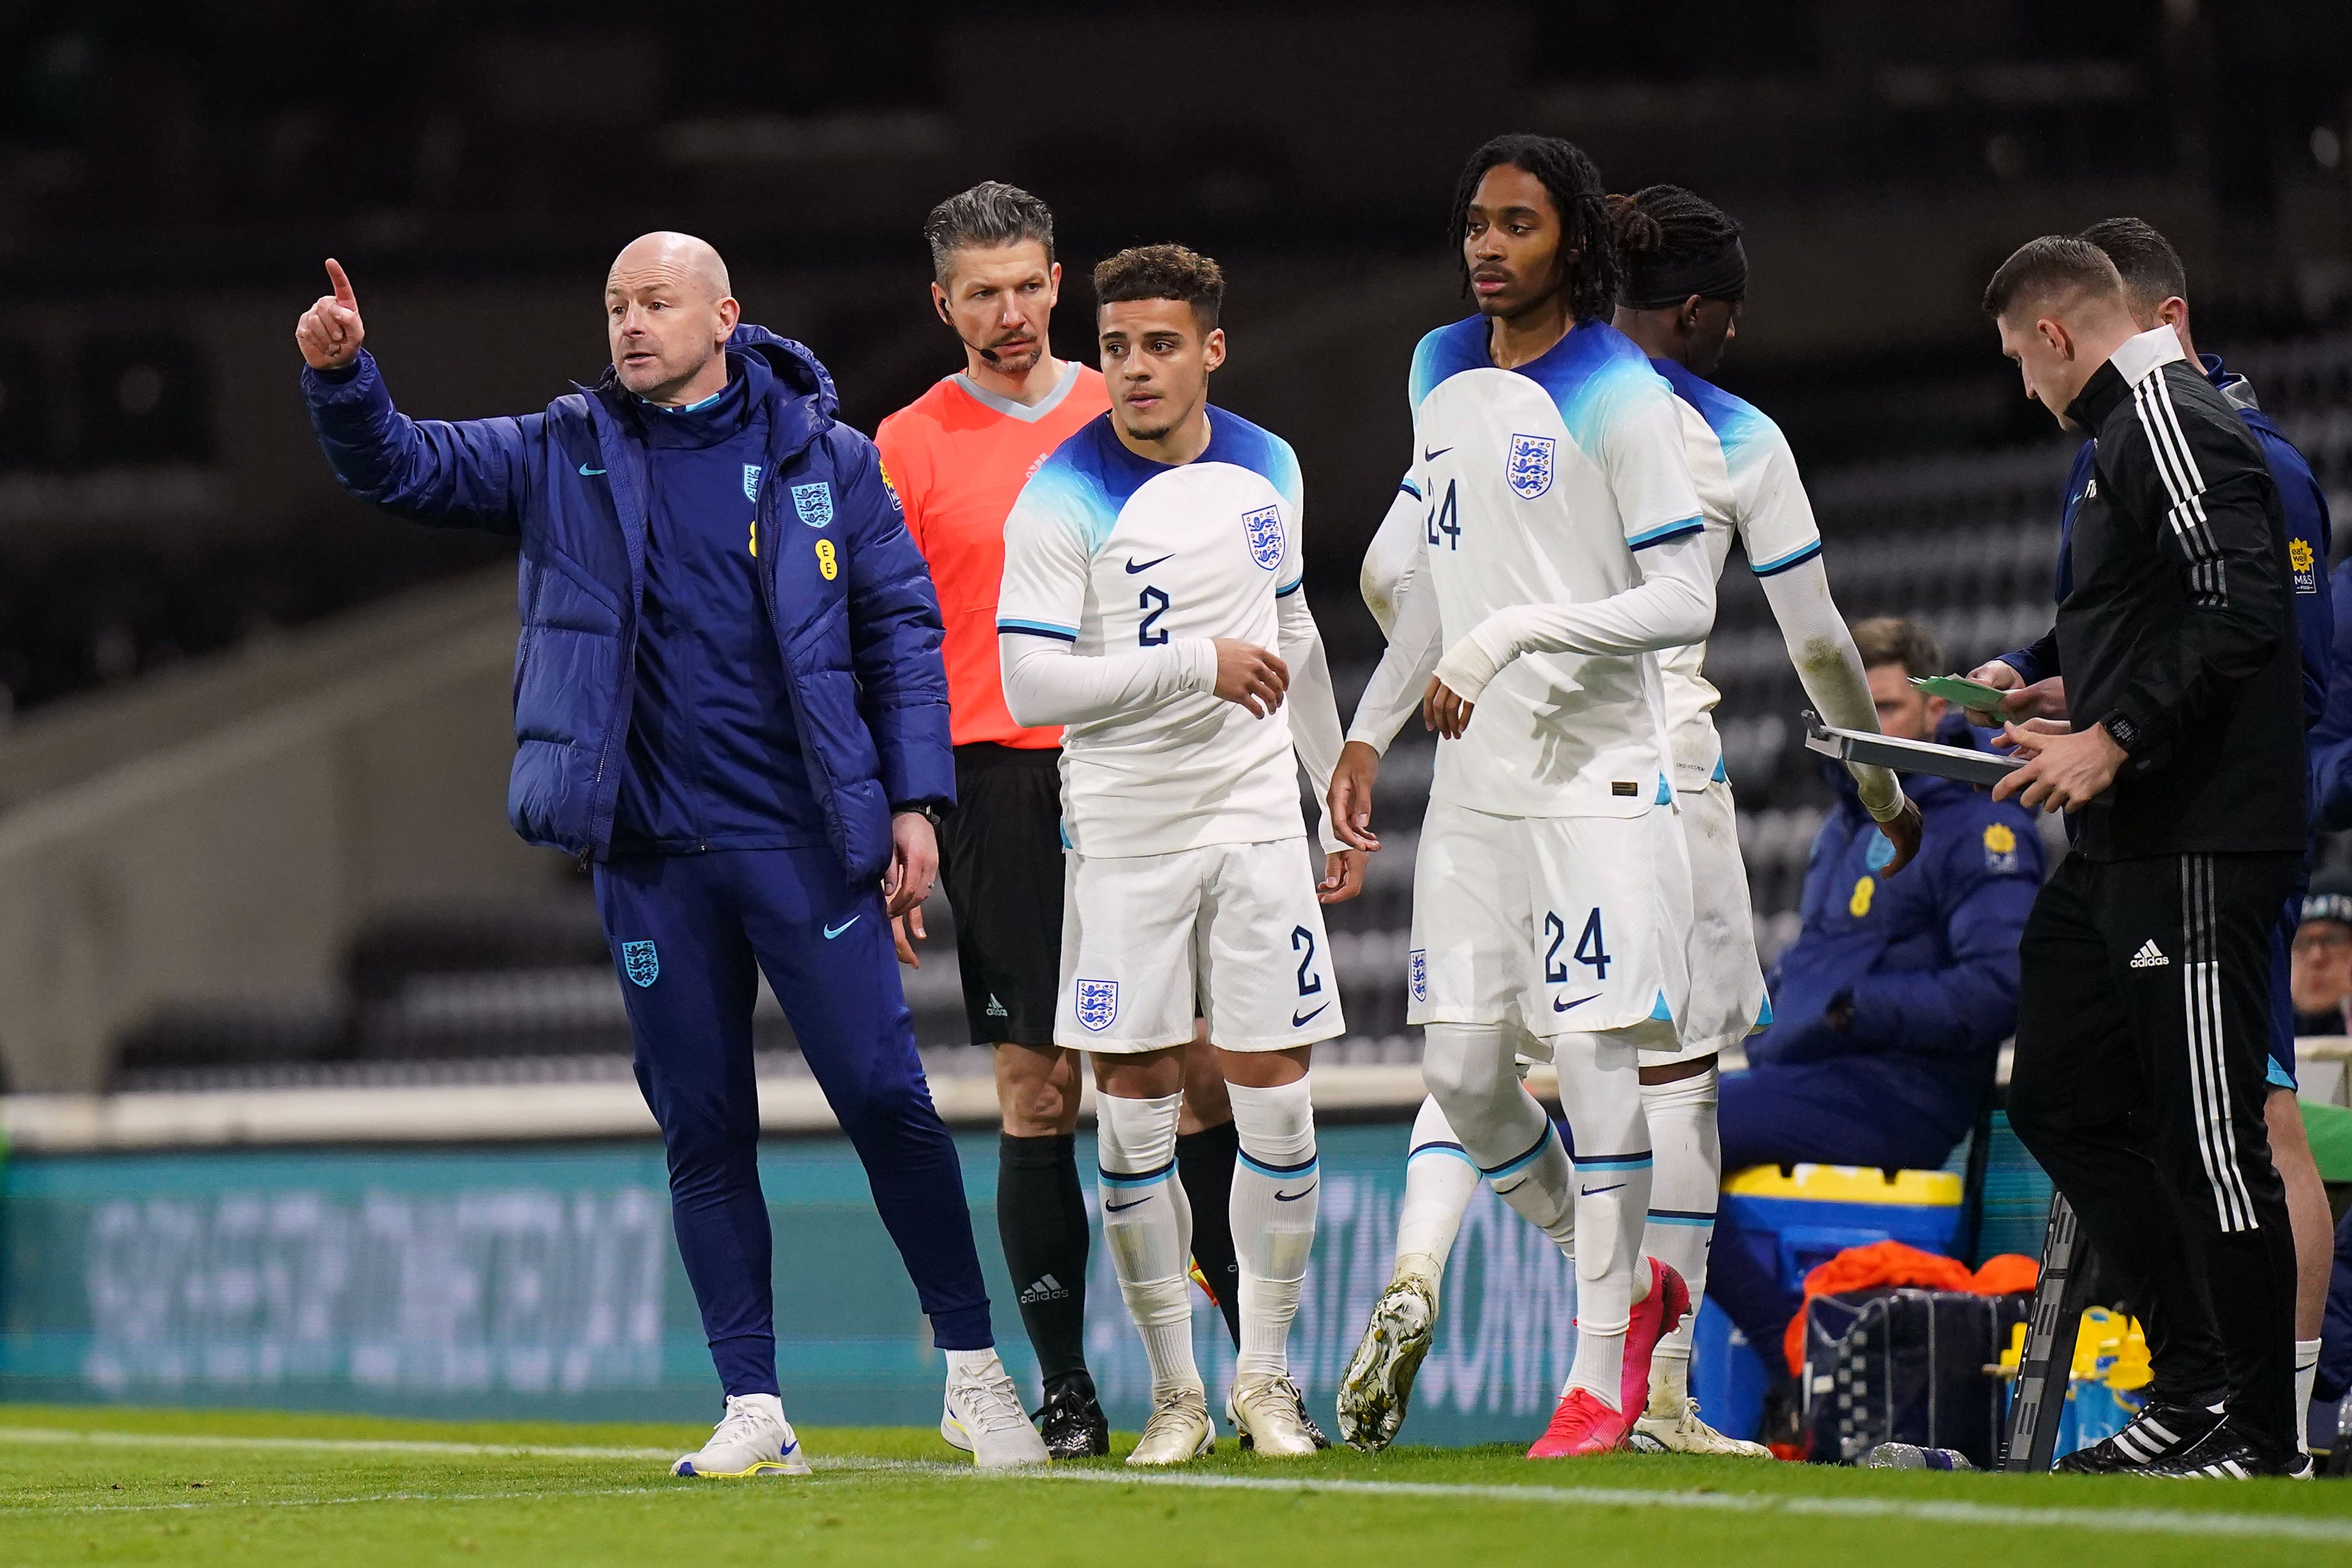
top-left (1911, 675), bottom-right (2011, 710)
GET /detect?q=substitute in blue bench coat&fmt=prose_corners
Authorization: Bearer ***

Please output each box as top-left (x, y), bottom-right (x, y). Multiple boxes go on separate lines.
top-left (293, 238), bottom-right (1006, 1420)
top-left (1708, 620), bottom-right (2041, 1367)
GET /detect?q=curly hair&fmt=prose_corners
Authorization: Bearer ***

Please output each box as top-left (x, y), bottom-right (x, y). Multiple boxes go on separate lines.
top-left (1092, 243), bottom-right (1226, 329)
top-left (1448, 133), bottom-right (1622, 324)
top-left (1606, 185), bottom-right (1741, 274)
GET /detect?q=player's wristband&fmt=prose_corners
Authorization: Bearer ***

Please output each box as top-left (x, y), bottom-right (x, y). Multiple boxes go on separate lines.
top-left (1861, 778), bottom-right (1908, 824)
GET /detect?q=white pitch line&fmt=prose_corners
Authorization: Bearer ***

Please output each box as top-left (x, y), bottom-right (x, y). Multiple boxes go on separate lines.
top-left (1026, 1467), bottom-right (2352, 1545)
top-left (0, 1427), bottom-right (677, 1462)
top-left (2, 1427), bottom-right (2345, 1545)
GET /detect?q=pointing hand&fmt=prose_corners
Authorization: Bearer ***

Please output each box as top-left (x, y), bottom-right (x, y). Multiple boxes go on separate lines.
top-left (296, 259), bottom-right (366, 371)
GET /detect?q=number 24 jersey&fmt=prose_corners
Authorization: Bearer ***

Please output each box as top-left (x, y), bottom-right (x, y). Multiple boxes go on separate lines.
top-left (1407, 316), bottom-right (1705, 819)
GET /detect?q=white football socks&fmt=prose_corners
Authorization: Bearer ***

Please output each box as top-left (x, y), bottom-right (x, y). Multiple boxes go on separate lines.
top-left (1095, 1090), bottom-right (1199, 1398)
top-left (1423, 1024), bottom-right (1576, 1253)
top-left (1556, 1030), bottom-right (1654, 1413)
top-left (1227, 1075), bottom-right (1318, 1380)
top-left (1638, 1068), bottom-right (1720, 1409)
top-left (1396, 1094), bottom-right (1482, 1281)
top-left (2296, 1337), bottom-right (2321, 1456)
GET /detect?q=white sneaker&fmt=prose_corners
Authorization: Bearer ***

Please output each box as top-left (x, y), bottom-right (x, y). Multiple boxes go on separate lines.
top-left (672, 1393), bottom-right (810, 1478)
top-left (1128, 1385), bottom-right (1215, 1467)
top-left (1230, 1372), bottom-right (1320, 1459)
top-left (940, 1351), bottom-right (1051, 1468)
top-left (1628, 1393), bottom-right (1772, 1459)
top-left (1335, 1265), bottom-right (1439, 1452)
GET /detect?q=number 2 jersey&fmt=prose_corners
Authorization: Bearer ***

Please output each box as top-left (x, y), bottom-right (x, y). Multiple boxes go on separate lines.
top-left (996, 408), bottom-right (1326, 858)
top-left (1403, 316), bottom-right (1705, 818)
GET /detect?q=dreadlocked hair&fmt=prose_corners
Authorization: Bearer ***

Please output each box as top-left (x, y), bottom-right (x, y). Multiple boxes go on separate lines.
top-left (1605, 184), bottom-right (1741, 270)
top-left (1449, 133), bottom-right (1623, 324)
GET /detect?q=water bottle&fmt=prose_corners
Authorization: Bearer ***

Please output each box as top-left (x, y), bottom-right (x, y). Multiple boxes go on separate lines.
top-left (1861, 1442), bottom-right (1975, 1471)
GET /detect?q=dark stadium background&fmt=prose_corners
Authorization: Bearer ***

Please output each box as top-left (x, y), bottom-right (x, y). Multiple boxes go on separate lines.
top-left (0, 0), bottom-right (2345, 1095)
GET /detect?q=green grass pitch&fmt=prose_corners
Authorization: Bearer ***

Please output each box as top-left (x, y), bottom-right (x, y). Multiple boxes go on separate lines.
top-left (1, 1406), bottom-right (2345, 1567)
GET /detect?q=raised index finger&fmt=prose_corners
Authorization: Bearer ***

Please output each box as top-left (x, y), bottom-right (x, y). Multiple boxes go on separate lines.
top-left (325, 258), bottom-right (356, 308)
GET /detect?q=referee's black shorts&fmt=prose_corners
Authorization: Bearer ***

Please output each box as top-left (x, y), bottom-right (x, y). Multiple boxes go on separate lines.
top-left (939, 742), bottom-right (1065, 1048)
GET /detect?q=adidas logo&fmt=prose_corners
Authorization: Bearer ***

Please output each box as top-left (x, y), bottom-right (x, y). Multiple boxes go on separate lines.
top-left (2129, 940), bottom-right (2170, 969)
top-left (986, 994), bottom-right (1009, 1018)
top-left (1017, 1273), bottom-right (1068, 1304)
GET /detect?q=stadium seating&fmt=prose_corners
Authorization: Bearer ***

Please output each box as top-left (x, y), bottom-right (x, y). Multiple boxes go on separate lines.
top-left (24, 325), bottom-right (2352, 1090)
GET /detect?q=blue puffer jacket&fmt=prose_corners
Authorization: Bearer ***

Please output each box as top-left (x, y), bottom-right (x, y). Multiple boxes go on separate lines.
top-left (302, 325), bottom-right (953, 882)
top-left (1752, 716), bottom-right (2046, 1149)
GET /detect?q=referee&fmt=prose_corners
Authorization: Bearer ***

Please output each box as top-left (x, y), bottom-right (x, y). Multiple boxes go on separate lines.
top-left (1984, 237), bottom-right (2307, 1478)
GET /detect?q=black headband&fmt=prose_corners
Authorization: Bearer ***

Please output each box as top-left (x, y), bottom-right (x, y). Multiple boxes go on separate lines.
top-left (1623, 237), bottom-right (1748, 311)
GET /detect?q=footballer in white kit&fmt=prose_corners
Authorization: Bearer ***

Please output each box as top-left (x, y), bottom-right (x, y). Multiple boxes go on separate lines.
top-left (1332, 137), bottom-right (1715, 1461)
top-left (998, 244), bottom-right (1357, 1468)
top-left (999, 397), bottom-right (1348, 1055)
top-left (1334, 181), bottom-right (1917, 1460)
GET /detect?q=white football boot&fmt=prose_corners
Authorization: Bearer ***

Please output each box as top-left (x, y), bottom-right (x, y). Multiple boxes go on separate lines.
top-left (1335, 1263), bottom-right (1440, 1452)
top-left (1629, 1392), bottom-right (1772, 1459)
top-left (1230, 1373), bottom-right (1321, 1459)
top-left (672, 1393), bottom-right (810, 1478)
top-left (940, 1350), bottom-right (1052, 1467)
top-left (1127, 1385), bottom-right (1215, 1467)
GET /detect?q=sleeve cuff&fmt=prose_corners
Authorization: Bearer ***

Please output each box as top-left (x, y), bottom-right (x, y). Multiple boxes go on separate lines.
top-left (2102, 710), bottom-right (2144, 756)
top-left (1432, 631), bottom-right (1503, 705)
top-left (1178, 638), bottom-right (1218, 695)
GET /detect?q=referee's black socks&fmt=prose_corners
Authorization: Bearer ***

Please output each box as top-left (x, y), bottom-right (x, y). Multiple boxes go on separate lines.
top-left (997, 1132), bottom-right (1093, 1394)
top-left (1178, 1118), bottom-right (1244, 1346)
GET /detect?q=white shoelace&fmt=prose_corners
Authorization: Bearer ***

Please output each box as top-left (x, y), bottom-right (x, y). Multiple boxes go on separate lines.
top-left (707, 1395), bottom-right (774, 1449)
top-left (957, 1375), bottom-right (1034, 1437)
top-left (1141, 1391), bottom-right (1206, 1441)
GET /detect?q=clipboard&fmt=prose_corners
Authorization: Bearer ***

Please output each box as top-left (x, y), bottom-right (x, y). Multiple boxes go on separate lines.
top-left (1802, 710), bottom-right (2021, 786)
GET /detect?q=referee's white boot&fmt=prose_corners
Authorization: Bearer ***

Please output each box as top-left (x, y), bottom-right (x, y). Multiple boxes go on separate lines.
top-left (1127, 1385), bottom-right (1215, 1466)
top-left (1630, 1391), bottom-right (1771, 1459)
top-left (672, 1393), bottom-right (810, 1478)
top-left (940, 1350), bottom-right (1052, 1468)
top-left (1230, 1373), bottom-right (1321, 1459)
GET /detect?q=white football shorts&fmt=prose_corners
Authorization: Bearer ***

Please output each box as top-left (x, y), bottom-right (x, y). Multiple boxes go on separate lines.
top-left (1056, 836), bottom-right (1346, 1053)
top-left (1657, 777), bottom-right (1768, 1064)
top-left (1408, 799), bottom-right (1691, 1055)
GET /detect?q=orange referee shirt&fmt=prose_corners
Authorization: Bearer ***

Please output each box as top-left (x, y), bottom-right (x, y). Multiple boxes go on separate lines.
top-left (876, 360), bottom-right (1109, 748)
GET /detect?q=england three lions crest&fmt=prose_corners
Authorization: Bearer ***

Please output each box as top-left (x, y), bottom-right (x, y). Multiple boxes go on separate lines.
top-left (1507, 433), bottom-right (1554, 500)
top-left (1075, 979), bottom-right (1119, 1033)
top-left (1242, 504), bottom-right (1284, 572)
top-left (791, 481), bottom-right (833, 528)
top-left (622, 940), bottom-right (659, 988)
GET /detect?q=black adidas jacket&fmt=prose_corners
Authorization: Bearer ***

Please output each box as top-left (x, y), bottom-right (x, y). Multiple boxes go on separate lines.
top-left (2031, 327), bottom-right (2306, 859)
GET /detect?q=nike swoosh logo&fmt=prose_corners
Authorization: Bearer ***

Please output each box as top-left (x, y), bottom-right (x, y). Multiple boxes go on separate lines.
top-left (1423, 446), bottom-right (1451, 462)
top-left (1291, 1003), bottom-right (1329, 1028)
top-left (822, 916), bottom-right (860, 939)
top-left (1580, 1183), bottom-right (1625, 1197)
top-left (1124, 554), bottom-right (1174, 573)
top-left (1554, 993), bottom-right (1600, 1013)
top-left (1274, 1183), bottom-right (1317, 1202)
top-left (1103, 1197), bottom-right (1151, 1213)
top-left (579, 463), bottom-right (607, 476)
